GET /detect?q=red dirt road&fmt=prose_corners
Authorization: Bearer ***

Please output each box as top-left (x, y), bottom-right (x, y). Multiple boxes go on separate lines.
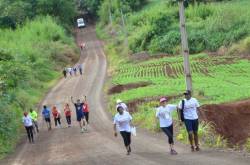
top-left (1, 27), bottom-right (250, 165)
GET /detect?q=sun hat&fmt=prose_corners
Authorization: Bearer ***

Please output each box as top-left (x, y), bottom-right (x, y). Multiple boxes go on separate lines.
top-left (160, 97), bottom-right (167, 103)
top-left (116, 99), bottom-right (122, 104)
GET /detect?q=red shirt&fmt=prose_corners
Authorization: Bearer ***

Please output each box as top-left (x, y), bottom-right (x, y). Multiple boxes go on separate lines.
top-left (64, 107), bottom-right (71, 116)
top-left (52, 109), bottom-right (59, 118)
top-left (83, 104), bottom-right (89, 112)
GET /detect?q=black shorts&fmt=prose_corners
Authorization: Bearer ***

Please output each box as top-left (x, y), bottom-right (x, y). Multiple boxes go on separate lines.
top-left (45, 118), bottom-right (51, 123)
top-left (184, 119), bottom-right (199, 132)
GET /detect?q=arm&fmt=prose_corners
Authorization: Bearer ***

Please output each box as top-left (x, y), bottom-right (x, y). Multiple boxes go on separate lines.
top-left (71, 96), bottom-right (75, 104)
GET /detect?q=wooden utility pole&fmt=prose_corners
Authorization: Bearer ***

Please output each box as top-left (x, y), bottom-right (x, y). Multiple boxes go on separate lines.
top-left (179, 0), bottom-right (192, 91)
top-left (120, 8), bottom-right (129, 51)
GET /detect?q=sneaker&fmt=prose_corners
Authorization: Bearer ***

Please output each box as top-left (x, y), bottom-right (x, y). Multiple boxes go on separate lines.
top-left (170, 149), bottom-right (178, 155)
top-left (195, 146), bottom-right (200, 151)
top-left (128, 146), bottom-right (131, 153)
top-left (191, 146), bottom-right (195, 152)
top-left (81, 128), bottom-right (84, 133)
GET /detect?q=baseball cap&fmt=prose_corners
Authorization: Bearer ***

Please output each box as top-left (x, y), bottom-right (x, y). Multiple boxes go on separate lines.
top-left (183, 90), bottom-right (191, 95)
top-left (160, 97), bottom-right (167, 103)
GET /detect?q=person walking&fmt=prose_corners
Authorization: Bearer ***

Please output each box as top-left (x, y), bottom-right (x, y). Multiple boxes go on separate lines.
top-left (156, 97), bottom-right (178, 155)
top-left (116, 99), bottom-right (128, 111)
top-left (178, 90), bottom-right (201, 152)
top-left (22, 112), bottom-right (34, 143)
top-left (78, 64), bottom-right (83, 75)
top-left (63, 68), bottom-right (67, 78)
top-left (71, 96), bottom-right (86, 133)
top-left (73, 67), bottom-right (77, 76)
top-left (83, 96), bottom-right (89, 124)
top-left (30, 109), bottom-right (39, 133)
top-left (42, 105), bottom-right (52, 130)
top-left (113, 106), bottom-right (133, 155)
top-left (52, 106), bottom-right (61, 128)
top-left (64, 103), bottom-right (72, 127)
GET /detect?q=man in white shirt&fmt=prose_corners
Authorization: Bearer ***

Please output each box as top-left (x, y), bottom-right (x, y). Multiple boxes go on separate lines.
top-left (113, 106), bottom-right (133, 155)
top-left (156, 97), bottom-right (178, 155)
top-left (116, 99), bottom-right (128, 111)
top-left (178, 90), bottom-right (200, 152)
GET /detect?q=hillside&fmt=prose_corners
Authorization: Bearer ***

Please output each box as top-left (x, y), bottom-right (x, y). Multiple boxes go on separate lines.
top-left (97, 0), bottom-right (250, 149)
top-left (0, 0), bottom-right (79, 159)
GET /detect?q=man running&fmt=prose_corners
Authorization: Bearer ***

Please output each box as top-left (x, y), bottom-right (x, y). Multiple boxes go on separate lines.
top-left (178, 90), bottom-right (200, 152)
top-left (30, 108), bottom-right (39, 133)
top-left (116, 99), bottom-right (128, 111)
top-left (42, 105), bottom-right (52, 130)
top-left (71, 96), bottom-right (86, 133)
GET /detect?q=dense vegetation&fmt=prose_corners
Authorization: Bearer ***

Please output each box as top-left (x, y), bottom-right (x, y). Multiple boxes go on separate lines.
top-left (0, 0), bottom-right (78, 158)
top-left (99, 0), bottom-right (250, 55)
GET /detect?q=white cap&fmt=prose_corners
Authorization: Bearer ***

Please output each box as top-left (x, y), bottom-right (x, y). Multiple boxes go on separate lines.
top-left (116, 99), bottom-right (122, 104)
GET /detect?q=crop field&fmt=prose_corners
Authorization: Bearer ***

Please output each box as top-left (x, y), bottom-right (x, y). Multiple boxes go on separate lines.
top-left (111, 54), bottom-right (250, 104)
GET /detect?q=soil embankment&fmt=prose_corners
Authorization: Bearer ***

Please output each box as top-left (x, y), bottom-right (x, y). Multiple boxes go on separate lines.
top-left (201, 99), bottom-right (250, 145)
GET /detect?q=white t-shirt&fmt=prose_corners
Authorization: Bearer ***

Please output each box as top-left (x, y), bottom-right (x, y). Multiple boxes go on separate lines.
top-left (113, 111), bottom-right (132, 132)
top-left (178, 98), bottom-right (200, 120)
top-left (116, 102), bottom-right (128, 111)
top-left (22, 115), bottom-right (33, 127)
top-left (156, 104), bottom-right (177, 128)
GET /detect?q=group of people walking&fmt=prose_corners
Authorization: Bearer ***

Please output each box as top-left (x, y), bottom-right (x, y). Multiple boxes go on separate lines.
top-left (62, 64), bottom-right (83, 78)
top-left (22, 96), bottom-right (90, 143)
top-left (113, 90), bottom-right (200, 155)
top-left (22, 90), bottom-right (200, 156)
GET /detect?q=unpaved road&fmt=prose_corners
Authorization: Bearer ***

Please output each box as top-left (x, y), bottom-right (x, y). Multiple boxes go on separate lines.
top-left (1, 27), bottom-right (250, 165)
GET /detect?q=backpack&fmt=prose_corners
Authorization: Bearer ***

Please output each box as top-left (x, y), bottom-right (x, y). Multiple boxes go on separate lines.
top-left (179, 100), bottom-right (185, 122)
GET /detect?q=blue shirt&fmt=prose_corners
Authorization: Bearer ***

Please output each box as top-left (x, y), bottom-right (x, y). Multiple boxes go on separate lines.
top-left (74, 103), bottom-right (84, 116)
top-left (42, 108), bottom-right (50, 118)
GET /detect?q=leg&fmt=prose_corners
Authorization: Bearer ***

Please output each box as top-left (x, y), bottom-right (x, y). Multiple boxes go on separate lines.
top-left (69, 116), bottom-right (71, 125)
top-left (58, 118), bottom-right (61, 125)
top-left (25, 127), bottom-right (31, 142)
top-left (184, 120), bottom-right (195, 151)
top-left (34, 121), bottom-right (39, 132)
top-left (120, 131), bottom-right (130, 154)
top-left (161, 126), bottom-right (174, 150)
top-left (126, 132), bottom-right (132, 153)
top-left (193, 119), bottom-right (200, 150)
top-left (28, 126), bottom-right (34, 142)
top-left (85, 112), bottom-right (89, 124)
top-left (54, 118), bottom-right (57, 127)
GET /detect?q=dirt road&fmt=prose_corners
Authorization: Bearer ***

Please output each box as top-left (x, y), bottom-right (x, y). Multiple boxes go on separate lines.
top-left (1, 27), bottom-right (250, 165)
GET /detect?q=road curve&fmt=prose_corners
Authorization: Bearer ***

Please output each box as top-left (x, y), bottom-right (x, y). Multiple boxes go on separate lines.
top-left (1, 26), bottom-right (250, 165)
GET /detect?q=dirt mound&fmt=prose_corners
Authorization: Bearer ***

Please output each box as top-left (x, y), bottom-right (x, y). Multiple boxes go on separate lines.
top-left (200, 99), bottom-right (250, 145)
top-left (130, 51), bottom-right (172, 62)
top-left (108, 82), bottom-right (151, 94)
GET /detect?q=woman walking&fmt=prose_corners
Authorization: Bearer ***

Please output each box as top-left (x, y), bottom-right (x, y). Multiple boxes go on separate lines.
top-left (52, 106), bottom-right (61, 128)
top-left (113, 106), bottom-right (133, 155)
top-left (156, 97), bottom-right (178, 155)
top-left (83, 96), bottom-right (89, 124)
top-left (64, 103), bottom-right (72, 127)
top-left (22, 112), bottom-right (34, 143)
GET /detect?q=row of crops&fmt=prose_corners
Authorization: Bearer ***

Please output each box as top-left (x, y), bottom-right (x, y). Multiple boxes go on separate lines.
top-left (111, 54), bottom-right (250, 105)
top-left (113, 54), bottom-right (237, 84)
